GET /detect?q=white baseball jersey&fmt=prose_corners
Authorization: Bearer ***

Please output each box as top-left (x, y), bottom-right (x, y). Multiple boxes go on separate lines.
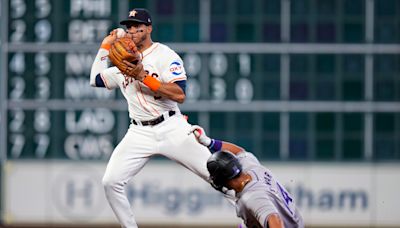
top-left (235, 152), bottom-right (304, 228)
top-left (91, 42), bottom-right (186, 120)
top-left (90, 42), bottom-right (212, 228)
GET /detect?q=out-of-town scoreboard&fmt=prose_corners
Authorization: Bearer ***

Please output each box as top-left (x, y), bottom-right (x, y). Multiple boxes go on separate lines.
top-left (1, 0), bottom-right (259, 161)
top-left (3, 0), bottom-right (126, 160)
top-left (1, 0), bottom-right (400, 162)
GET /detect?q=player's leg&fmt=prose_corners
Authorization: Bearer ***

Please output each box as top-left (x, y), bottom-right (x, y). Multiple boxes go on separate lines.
top-left (158, 115), bottom-right (212, 181)
top-left (157, 115), bottom-right (241, 208)
top-left (102, 126), bottom-right (155, 228)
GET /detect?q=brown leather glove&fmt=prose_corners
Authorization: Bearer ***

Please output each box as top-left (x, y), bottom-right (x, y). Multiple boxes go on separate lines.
top-left (121, 60), bottom-right (148, 81)
top-left (108, 37), bottom-right (140, 73)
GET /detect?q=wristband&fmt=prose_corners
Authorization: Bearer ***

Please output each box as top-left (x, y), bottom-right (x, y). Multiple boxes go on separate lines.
top-left (208, 139), bottom-right (222, 153)
top-left (100, 43), bottom-right (111, 51)
top-left (143, 76), bottom-right (161, 91)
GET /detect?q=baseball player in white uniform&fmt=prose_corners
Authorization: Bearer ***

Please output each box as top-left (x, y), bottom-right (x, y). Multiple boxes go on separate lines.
top-left (191, 125), bottom-right (304, 228)
top-left (90, 9), bottom-right (212, 228)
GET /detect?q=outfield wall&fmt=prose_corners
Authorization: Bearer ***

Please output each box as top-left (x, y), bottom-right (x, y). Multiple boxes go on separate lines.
top-left (3, 161), bottom-right (400, 227)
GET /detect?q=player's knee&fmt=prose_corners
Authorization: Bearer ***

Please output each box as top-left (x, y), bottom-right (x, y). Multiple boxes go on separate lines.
top-left (102, 175), bottom-right (123, 192)
top-left (102, 175), bottom-right (112, 188)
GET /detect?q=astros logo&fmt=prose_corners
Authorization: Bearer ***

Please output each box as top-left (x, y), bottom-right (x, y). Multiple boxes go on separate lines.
top-left (169, 61), bottom-right (183, 76)
top-left (129, 10), bottom-right (137, 17)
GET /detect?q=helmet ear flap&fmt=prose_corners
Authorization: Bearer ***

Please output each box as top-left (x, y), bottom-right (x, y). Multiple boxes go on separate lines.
top-left (207, 160), bottom-right (223, 185)
top-left (210, 181), bottom-right (223, 192)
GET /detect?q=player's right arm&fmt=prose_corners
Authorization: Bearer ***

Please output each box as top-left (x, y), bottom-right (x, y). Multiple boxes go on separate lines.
top-left (190, 125), bottom-right (244, 154)
top-left (90, 31), bottom-right (118, 88)
top-left (220, 141), bottom-right (244, 155)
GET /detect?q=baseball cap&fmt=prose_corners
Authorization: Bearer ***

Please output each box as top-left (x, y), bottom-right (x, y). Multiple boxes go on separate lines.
top-left (120, 8), bottom-right (152, 26)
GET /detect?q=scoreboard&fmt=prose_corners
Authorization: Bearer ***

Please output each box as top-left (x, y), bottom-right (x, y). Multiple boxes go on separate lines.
top-left (2, 0), bottom-right (259, 161)
top-left (2, 0), bottom-right (130, 160)
top-left (1, 0), bottom-right (400, 162)
top-left (1, 0), bottom-right (256, 161)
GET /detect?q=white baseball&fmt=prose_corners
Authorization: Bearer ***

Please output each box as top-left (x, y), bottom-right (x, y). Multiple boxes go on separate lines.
top-left (116, 28), bottom-right (126, 38)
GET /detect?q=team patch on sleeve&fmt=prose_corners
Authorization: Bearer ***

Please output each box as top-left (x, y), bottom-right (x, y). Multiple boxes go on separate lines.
top-left (169, 61), bottom-right (184, 76)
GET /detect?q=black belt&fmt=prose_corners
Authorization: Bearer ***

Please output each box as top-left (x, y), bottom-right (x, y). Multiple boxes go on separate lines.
top-left (131, 111), bottom-right (176, 126)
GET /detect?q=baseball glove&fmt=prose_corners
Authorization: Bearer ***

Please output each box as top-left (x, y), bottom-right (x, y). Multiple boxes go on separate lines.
top-left (122, 61), bottom-right (148, 81)
top-left (108, 37), bottom-right (140, 73)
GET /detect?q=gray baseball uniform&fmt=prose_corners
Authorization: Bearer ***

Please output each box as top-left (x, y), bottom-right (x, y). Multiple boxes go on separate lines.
top-left (235, 152), bottom-right (304, 228)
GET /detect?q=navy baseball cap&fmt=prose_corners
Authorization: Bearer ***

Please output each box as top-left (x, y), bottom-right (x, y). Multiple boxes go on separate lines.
top-left (120, 8), bottom-right (152, 26)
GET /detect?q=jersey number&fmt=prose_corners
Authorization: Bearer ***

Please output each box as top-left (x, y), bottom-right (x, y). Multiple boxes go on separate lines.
top-left (277, 182), bottom-right (294, 215)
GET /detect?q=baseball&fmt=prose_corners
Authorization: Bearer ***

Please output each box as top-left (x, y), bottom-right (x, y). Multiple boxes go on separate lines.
top-left (116, 28), bottom-right (126, 38)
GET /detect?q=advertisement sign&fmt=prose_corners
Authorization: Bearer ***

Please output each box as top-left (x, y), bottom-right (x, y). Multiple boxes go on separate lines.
top-left (4, 161), bottom-right (400, 227)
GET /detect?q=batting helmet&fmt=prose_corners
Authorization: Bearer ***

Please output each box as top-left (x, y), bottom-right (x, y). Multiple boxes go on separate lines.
top-left (207, 151), bottom-right (242, 189)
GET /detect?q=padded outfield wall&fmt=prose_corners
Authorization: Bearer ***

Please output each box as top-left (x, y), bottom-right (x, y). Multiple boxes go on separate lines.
top-left (3, 161), bottom-right (400, 227)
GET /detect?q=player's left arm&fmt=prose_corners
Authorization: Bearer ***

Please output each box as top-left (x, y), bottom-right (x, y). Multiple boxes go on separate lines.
top-left (266, 214), bottom-right (284, 228)
top-left (121, 59), bottom-right (186, 103)
top-left (244, 197), bottom-right (283, 228)
top-left (152, 54), bottom-right (187, 103)
top-left (152, 80), bottom-right (186, 103)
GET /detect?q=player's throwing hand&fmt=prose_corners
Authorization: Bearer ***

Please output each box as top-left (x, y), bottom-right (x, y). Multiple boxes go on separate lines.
top-left (101, 31), bottom-right (118, 46)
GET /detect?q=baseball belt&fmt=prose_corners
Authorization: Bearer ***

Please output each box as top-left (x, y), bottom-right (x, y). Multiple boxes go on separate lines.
top-left (131, 110), bottom-right (176, 126)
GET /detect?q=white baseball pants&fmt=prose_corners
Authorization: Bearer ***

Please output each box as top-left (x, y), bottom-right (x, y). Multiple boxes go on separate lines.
top-left (102, 113), bottom-right (211, 228)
